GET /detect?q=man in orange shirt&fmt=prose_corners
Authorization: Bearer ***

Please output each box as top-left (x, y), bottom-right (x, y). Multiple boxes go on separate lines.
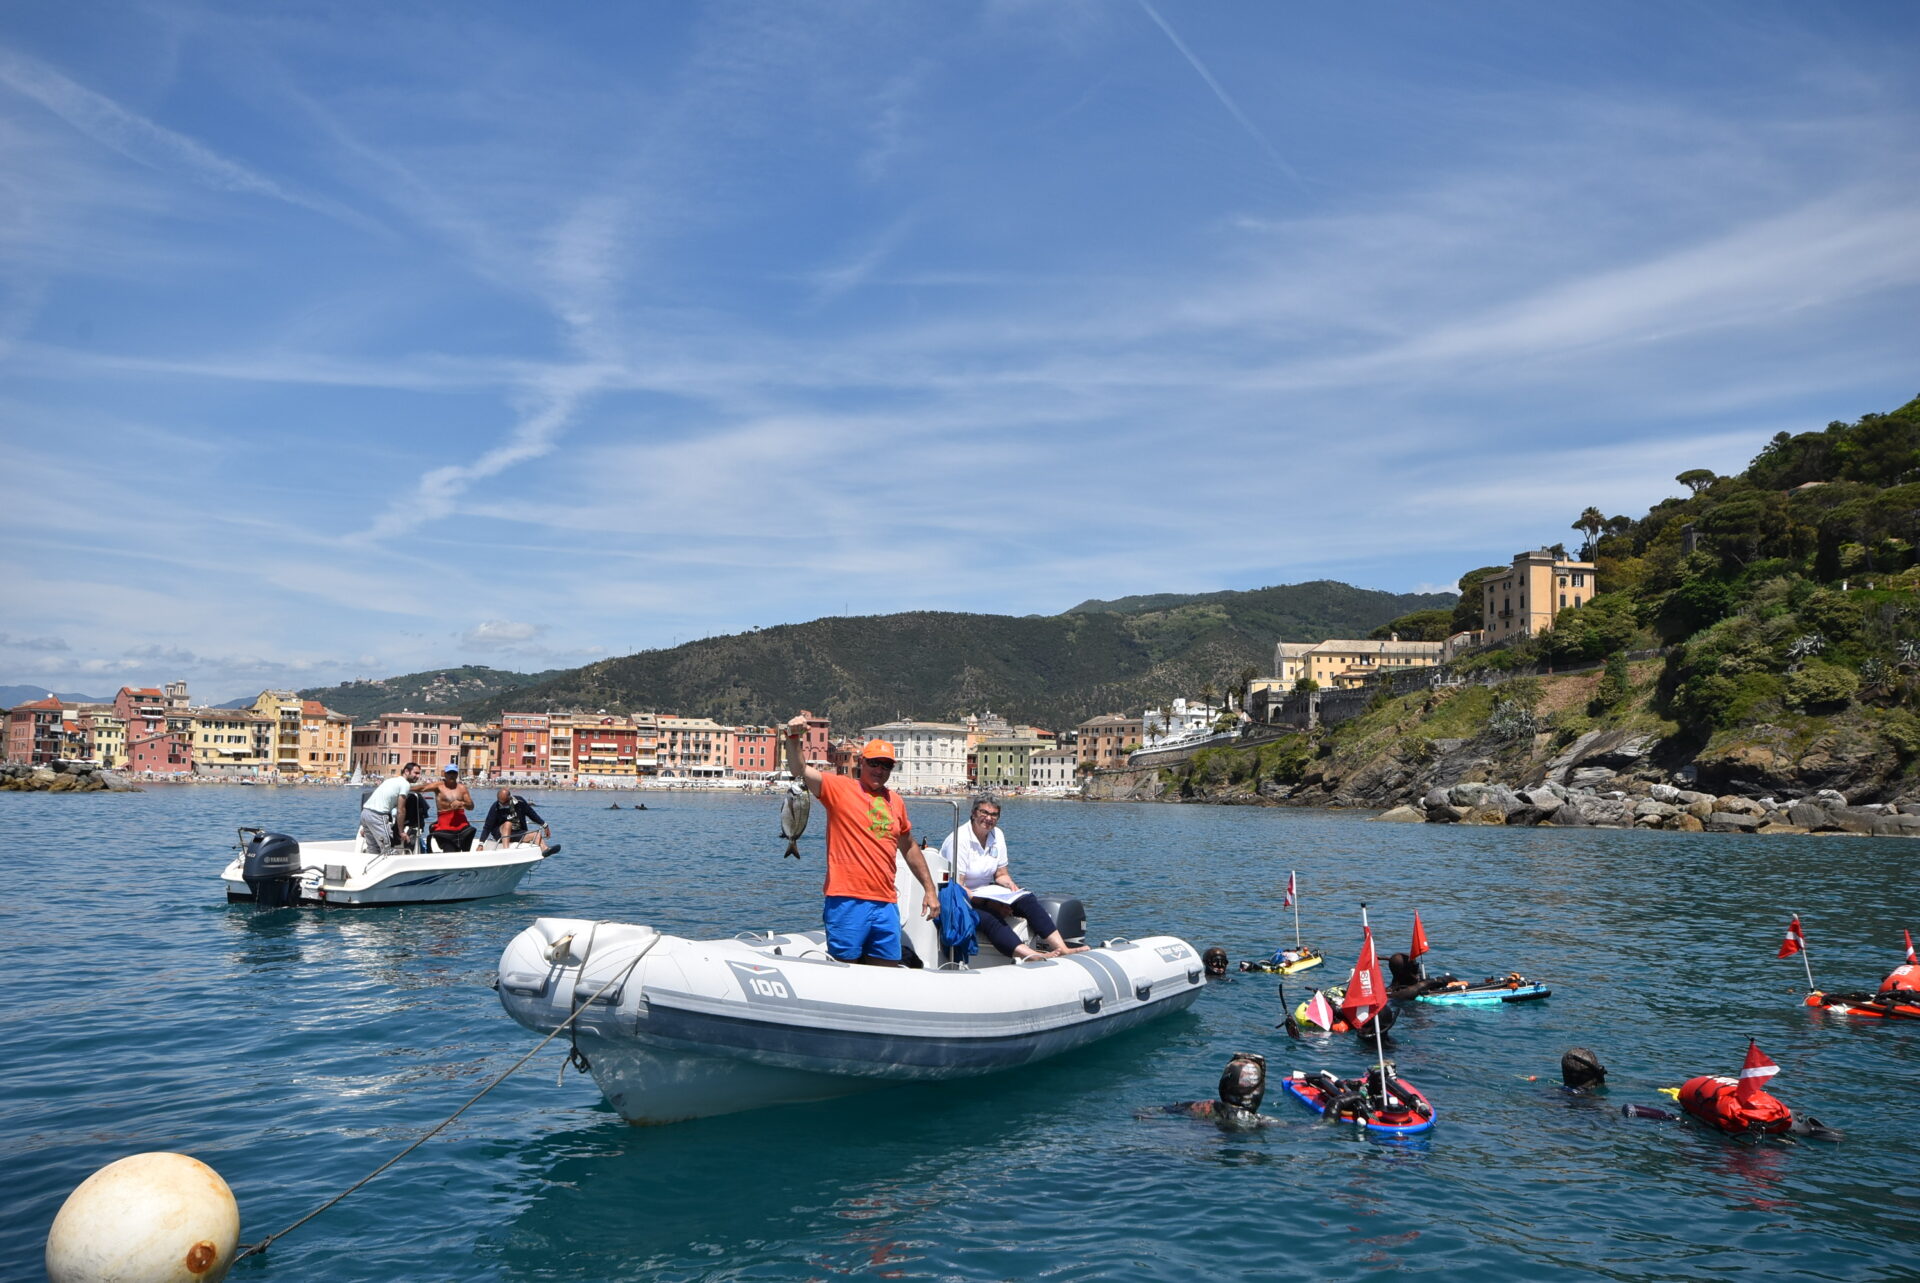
top-left (784, 716), bottom-right (940, 965)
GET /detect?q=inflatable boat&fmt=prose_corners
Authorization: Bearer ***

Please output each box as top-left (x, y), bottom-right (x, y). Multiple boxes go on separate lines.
top-left (1281, 1068), bottom-right (1435, 1135)
top-left (1414, 973), bottom-right (1551, 1005)
top-left (496, 859), bottom-right (1202, 1124)
top-left (1240, 946), bottom-right (1325, 975)
top-left (220, 827), bottom-right (553, 907)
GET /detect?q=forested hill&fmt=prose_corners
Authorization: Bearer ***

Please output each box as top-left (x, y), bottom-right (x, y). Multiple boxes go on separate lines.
top-left (456, 581), bottom-right (1452, 730)
top-left (299, 666), bottom-right (560, 721)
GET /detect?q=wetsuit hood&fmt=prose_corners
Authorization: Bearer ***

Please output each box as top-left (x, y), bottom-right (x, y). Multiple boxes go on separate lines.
top-left (1561, 1047), bottom-right (1607, 1089)
top-left (1218, 1052), bottom-right (1266, 1112)
top-left (1202, 947), bottom-right (1229, 977)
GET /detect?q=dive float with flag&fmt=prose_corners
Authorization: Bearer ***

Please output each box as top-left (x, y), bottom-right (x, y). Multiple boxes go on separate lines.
top-left (1794, 921), bottom-right (1920, 1021)
top-left (1283, 904), bottom-right (1436, 1136)
top-left (1241, 870), bottom-right (1324, 974)
top-left (1678, 1040), bottom-right (1795, 1136)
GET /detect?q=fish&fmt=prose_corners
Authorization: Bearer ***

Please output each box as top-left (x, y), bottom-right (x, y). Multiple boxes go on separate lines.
top-left (779, 781), bottom-right (810, 858)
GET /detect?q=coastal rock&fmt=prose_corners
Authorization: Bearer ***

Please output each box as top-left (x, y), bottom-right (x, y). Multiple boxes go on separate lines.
top-left (1871, 814), bottom-right (1920, 837)
top-left (1673, 813), bottom-right (1705, 832)
top-left (1463, 804), bottom-right (1510, 825)
top-left (1373, 805), bottom-right (1425, 823)
top-left (1826, 806), bottom-right (1884, 836)
top-left (1713, 796), bottom-right (1766, 817)
top-left (1648, 783), bottom-right (1681, 803)
top-left (1685, 799), bottom-right (1714, 820)
top-left (1756, 822), bottom-right (1811, 835)
top-left (1549, 802), bottom-right (1590, 827)
top-left (1787, 802), bottom-right (1832, 830)
top-left (1634, 800), bottom-right (1679, 820)
top-left (1449, 782), bottom-right (1491, 808)
top-left (1422, 787), bottom-right (1451, 810)
top-left (1569, 766), bottom-right (1616, 790)
top-left (1812, 788), bottom-right (1849, 807)
top-left (1706, 812), bottom-right (1761, 833)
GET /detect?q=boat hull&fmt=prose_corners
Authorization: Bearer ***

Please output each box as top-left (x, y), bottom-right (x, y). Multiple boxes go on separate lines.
top-left (220, 837), bottom-right (550, 907)
top-left (499, 918), bottom-right (1205, 1124)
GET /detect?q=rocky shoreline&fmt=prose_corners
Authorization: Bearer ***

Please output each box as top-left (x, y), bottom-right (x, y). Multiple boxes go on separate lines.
top-left (1373, 781), bottom-right (1920, 836)
top-left (0, 760), bottom-right (140, 793)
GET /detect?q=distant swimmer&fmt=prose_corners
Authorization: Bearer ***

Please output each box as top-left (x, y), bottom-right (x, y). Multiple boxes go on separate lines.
top-left (608, 803), bottom-right (622, 809)
top-left (1139, 1053), bottom-right (1279, 1130)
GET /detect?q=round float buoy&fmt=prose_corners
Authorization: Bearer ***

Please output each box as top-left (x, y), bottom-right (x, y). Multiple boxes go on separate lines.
top-left (47, 1152), bottom-right (239, 1283)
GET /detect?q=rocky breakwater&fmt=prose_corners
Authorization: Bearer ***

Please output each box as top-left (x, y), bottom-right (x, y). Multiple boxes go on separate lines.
top-left (0, 760), bottom-right (139, 793)
top-left (1375, 782), bottom-right (1920, 837)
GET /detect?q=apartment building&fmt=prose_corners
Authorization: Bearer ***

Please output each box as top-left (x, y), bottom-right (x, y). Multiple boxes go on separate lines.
top-left (731, 725), bottom-right (778, 777)
top-left (1274, 638), bottom-right (1448, 690)
top-left (498, 713), bottom-right (551, 782)
top-left (116, 687), bottom-right (189, 774)
top-left (300, 701), bottom-right (352, 776)
top-left (350, 710), bottom-right (462, 775)
top-left (974, 736), bottom-right (1049, 791)
top-left (1482, 548), bottom-right (1597, 642)
top-left (248, 691), bottom-right (305, 776)
top-left (190, 708), bottom-right (269, 776)
top-left (457, 723), bottom-right (495, 779)
top-left (860, 720), bottom-right (969, 791)
top-left (659, 715), bottom-right (732, 777)
top-left (1029, 747), bottom-right (1079, 791)
top-left (1075, 714), bottom-right (1143, 770)
top-left (573, 715), bottom-right (640, 785)
top-left (4, 697), bottom-right (68, 765)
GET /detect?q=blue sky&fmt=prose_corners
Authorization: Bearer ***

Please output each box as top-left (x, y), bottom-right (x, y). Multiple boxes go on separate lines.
top-left (3, 1), bottom-right (1917, 703)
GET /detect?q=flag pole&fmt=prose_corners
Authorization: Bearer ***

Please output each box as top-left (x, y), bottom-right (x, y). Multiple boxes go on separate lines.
top-left (1795, 910), bottom-right (1816, 992)
top-left (1361, 901), bottom-right (1388, 1100)
top-left (1291, 870), bottom-right (1302, 951)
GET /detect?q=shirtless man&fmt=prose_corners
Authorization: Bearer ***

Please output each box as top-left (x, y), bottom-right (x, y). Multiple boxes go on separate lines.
top-left (427, 763), bottom-right (476, 851)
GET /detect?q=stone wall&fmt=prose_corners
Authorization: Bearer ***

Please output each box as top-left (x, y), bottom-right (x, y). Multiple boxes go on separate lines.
top-left (0, 760), bottom-right (139, 792)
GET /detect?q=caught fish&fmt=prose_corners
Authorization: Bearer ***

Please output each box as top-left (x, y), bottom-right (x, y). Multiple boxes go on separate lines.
top-left (779, 781), bottom-right (811, 858)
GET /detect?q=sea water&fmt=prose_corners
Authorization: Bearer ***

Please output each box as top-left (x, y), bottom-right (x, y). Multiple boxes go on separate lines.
top-left (1, 787), bottom-right (1914, 1280)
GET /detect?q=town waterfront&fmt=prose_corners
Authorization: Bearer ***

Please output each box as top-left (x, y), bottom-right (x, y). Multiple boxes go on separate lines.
top-left (2, 788), bottom-right (1914, 1280)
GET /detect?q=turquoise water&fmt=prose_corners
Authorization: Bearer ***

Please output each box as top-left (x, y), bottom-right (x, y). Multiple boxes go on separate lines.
top-left (2, 787), bottom-right (1916, 1280)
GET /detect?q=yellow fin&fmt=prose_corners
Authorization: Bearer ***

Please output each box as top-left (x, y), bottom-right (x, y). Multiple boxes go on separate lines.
top-left (1657, 1087), bottom-right (1680, 1101)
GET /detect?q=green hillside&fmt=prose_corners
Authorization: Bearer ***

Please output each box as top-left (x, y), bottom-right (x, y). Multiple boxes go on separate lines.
top-left (456, 581), bottom-right (1451, 730)
top-left (299, 665), bottom-right (559, 721)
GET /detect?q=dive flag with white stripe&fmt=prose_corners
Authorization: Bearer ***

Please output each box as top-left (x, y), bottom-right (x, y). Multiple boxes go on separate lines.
top-left (1777, 915), bottom-right (1805, 959)
top-left (1283, 871), bottom-right (1295, 909)
top-left (1906, 928), bottom-right (1916, 966)
top-left (1337, 925), bottom-right (1386, 1026)
top-left (1735, 1040), bottom-right (1779, 1101)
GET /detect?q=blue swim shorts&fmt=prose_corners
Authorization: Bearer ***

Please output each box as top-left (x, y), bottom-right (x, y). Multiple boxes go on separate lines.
top-left (823, 895), bottom-right (902, 962)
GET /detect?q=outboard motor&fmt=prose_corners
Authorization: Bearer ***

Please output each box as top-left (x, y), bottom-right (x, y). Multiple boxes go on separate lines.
top-left (239, 828), bottom-right (303, 908)
top-left (1038, 896), bottom-right (1086, 948)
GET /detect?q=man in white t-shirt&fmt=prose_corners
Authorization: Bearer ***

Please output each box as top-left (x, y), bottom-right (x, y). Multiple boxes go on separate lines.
top-left (361, 762), bottom-right (428, 854)
top-left (937, 796), bottom-right (1086, 961)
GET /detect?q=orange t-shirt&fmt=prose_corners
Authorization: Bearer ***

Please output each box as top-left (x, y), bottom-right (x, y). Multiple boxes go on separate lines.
top-left (817, 772), bottom-right (911, 902)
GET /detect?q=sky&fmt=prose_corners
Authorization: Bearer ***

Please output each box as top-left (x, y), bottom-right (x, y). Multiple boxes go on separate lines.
top-left (2, 1), bottom-right (1917, 703)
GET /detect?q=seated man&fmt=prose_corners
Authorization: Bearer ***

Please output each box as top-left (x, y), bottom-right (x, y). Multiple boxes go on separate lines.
top-left (427, 763), bottom-right (476, 852)
top-left (481, 788), bottom-right (551, 852)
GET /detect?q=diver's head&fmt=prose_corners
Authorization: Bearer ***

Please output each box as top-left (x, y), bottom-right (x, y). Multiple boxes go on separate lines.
top-left (1386, 951), bottom-right (1418, 985)
top-left (1561, 1047), bottom-right (1607, 1090)
top-left (1217, 1052), bottom-right (1266, 1112)
top-left (1202, 947), bottom-right (1229, 978)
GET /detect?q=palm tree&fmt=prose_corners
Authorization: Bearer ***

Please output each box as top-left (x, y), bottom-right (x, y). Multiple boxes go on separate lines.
top-left (1198, 680), bottom-right (1217, 712)
top-left (1572, 507), bottom-right (1604, 559)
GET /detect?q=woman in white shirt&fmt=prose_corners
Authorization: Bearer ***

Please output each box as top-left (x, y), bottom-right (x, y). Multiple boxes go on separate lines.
top-left (938, 797), bottom-right (1087, 960)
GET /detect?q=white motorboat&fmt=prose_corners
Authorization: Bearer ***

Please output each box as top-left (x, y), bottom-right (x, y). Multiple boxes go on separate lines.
top-left (496, 854), bottom-right (1203, 1124)
top-left (221, 827), bottom-right (557, 907)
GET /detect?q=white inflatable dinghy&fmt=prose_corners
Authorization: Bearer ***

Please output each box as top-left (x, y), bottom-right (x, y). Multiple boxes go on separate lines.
top-left (496, 856), bottom-right (1202, 1123)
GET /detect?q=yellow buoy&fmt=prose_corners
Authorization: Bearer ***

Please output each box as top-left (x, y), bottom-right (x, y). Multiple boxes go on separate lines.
top-left (46, 1152), bottom-right (239, 1283)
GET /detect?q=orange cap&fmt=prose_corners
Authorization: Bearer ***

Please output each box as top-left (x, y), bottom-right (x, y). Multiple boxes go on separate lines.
top-left (859, 739), bottom-right (897, 761)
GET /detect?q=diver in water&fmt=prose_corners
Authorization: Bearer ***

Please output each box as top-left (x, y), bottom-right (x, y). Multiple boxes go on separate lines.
top-left (1561, 1047), bottom-right (1607, 1093)
top-left (1140, 1053), bottom-right (1279, 1130)
top-left (1386, 951), bottom-right (1453, 1000)
top-left (1202, 947), bottom-right (1231, 980)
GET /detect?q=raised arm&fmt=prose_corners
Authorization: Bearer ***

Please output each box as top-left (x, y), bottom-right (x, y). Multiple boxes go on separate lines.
top-left (783, 715), bottom-right (824, 796)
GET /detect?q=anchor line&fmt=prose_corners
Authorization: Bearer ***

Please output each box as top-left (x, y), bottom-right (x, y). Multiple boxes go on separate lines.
top-left (234, 932), bottom-right (659, 1262)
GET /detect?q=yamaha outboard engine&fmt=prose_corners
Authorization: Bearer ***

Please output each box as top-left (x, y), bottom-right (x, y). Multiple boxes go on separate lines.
top-left (240, 828), bottom-right (303, 908)
top-left (1038, 896), bottom-right (1087, 948)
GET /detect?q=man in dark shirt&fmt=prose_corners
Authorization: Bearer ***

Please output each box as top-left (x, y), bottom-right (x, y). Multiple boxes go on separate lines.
top-left (481, 788), bottom-right (550, 852)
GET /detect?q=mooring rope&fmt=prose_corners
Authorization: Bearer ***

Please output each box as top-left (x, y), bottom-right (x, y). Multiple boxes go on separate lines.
top-left (234, 932), bottom-right (658, 1262)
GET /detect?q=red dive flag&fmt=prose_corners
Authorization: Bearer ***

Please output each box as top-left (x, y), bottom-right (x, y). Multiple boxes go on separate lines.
top-left (1283, 872), bottom-right (1295, 909)
top-left (1777, 915), bottom-right (1806, 959)
top-left (1735, 1040), bottom-right (1780, 1101)
top-left (1338, 925), bottom-right (1387, 1026)
top-left (1410, 911), bottom-right (1430, 959)
top-left (1303, 990), bottom-right (1335, 1031)
top-left (1905, 929), bottom-right (1917, 966)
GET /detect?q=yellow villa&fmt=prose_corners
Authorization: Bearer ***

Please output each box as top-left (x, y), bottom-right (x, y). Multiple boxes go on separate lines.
top-left (1482, 549), bottom-right (1597, 642)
